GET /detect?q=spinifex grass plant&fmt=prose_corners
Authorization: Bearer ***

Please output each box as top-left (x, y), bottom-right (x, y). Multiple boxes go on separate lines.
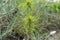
top-left (16, 0), bottom-right (49, 40)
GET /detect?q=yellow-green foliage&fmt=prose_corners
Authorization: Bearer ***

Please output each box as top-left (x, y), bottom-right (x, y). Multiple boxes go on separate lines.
top-left (16, 0), bottom-right (46, 40)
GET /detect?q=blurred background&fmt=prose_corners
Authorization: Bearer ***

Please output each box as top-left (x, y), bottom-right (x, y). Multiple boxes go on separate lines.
top-left (0, 0), bottom-right (60, 40)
